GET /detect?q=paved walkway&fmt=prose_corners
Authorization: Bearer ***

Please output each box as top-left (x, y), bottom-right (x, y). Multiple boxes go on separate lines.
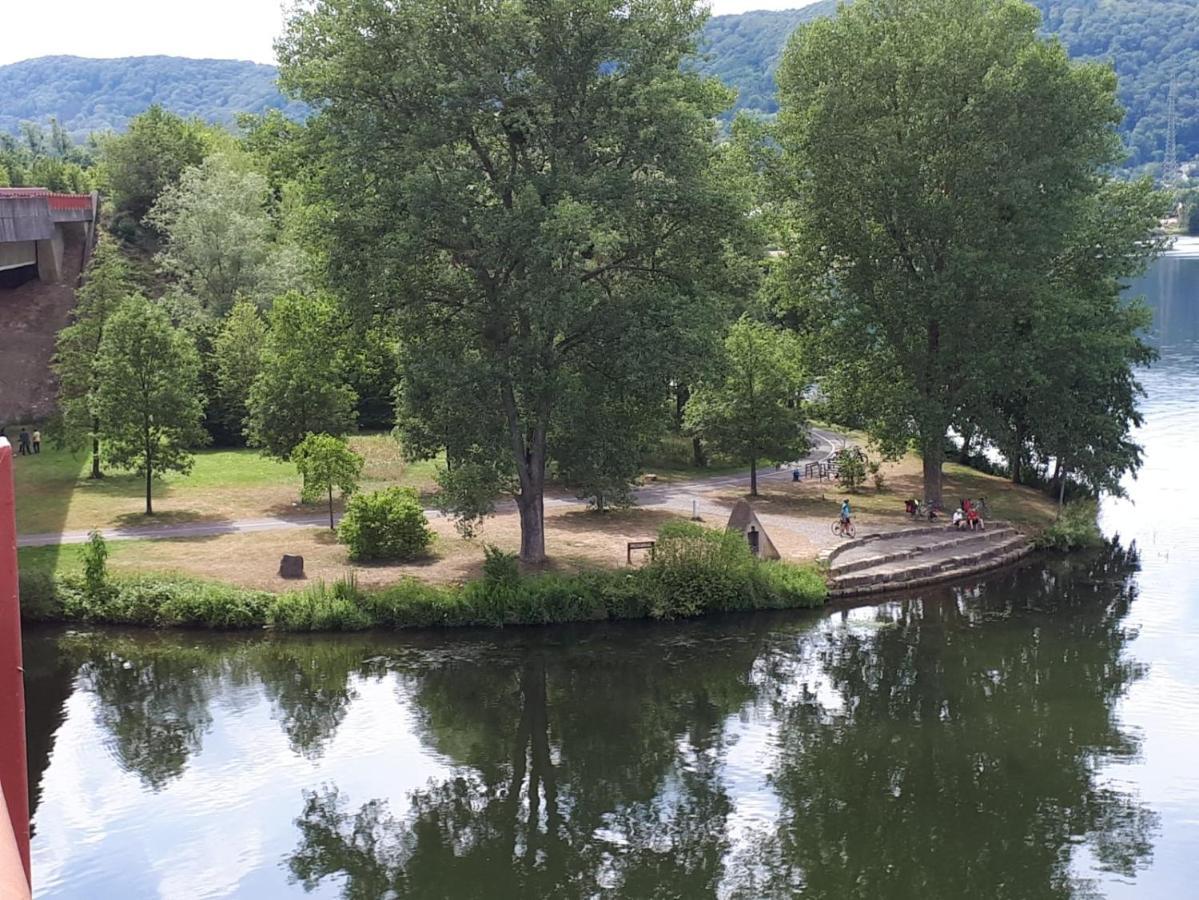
top-left (17, 428), bottom-right (846, 548)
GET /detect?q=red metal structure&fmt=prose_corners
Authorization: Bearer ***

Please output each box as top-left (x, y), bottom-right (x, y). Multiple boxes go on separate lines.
top-left (0, 438), bottom-right (30, 896)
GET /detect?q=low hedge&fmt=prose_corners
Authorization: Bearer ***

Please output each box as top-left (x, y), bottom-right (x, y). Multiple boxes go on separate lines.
top-left (18, 525), bottom-right (827, 633)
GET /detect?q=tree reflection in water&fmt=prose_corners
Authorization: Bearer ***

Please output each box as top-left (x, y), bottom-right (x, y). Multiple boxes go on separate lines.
top-left (21, 544), bottom-right (1156, 897)
top-left (737, 542), bottom-right (1156, 899)
top-left (285, 544), bottom-right (1156, 900)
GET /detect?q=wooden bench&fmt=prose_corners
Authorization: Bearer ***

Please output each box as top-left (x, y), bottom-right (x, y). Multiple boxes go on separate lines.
top-left (627, 540), bottom-right (656, 564)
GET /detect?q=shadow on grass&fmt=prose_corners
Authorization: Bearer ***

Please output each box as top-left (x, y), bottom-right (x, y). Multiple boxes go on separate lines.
top-left (110, 509), bottom-right (233, 530)
top-left (549, 507), bottom-right (684, 535)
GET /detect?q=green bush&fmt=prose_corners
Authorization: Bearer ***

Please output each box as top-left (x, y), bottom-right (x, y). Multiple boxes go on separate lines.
top-left (338, 487), bottom-right (434, 562)
top-left (269, 577), bottom-right (372, 631)
top-left (81, 530), bottom-right (110, 598)
top-left (1034, 500), bottom-right (1103, 552)
top-left (644, 522), bottom-right (758, 618)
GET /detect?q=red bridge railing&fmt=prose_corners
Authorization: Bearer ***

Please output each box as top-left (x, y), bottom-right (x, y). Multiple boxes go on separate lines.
top-left (0, 440), bottom-right (30, 898)
top-left (46, 193), bottom-right (93, 212)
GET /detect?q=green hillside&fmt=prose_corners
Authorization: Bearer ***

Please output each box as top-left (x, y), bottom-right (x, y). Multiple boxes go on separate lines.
top-left (0, 55), bottom-right (305, 138)
top-left (1, 1), bottom-right (1195, 167)
top-left (696, 1), bottom-right (1199, 168)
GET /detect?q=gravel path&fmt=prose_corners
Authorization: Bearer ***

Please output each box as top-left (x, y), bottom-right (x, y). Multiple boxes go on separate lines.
top-left (17, 428), bottom-right (847, 549)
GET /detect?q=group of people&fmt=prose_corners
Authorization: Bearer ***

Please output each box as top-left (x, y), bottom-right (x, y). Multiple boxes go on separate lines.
top-left (0, 426), bottom-right (41, 456)
top-left (952, 498), bottom-right (983, 531)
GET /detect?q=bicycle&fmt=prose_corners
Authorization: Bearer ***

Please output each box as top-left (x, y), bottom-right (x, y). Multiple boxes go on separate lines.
top-left (831, 518), bottom-right (856, 538)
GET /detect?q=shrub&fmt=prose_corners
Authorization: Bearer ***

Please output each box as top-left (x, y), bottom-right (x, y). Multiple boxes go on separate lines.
top-left (834, 447), bottom-right (867, 492)
top-left (644, 522), bottom-right (758, 618)
top-left (338, 487), bottom-right (434, 561)
top-left (1034, 500), bottom-right (1103, 552)
top-left (482, 545), bottom-right (520, 586)
top-left (18, 570), bottom-right (64, 622)
top-left (81, 529), bottom-right (110, 598)
top-left (756, 561), bottom-right (827, 608)
top-left (270, 578), bottom-right (372, 631)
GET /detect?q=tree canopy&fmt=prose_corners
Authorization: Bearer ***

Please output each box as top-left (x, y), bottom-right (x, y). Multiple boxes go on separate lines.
top-left (279, 0), bottom-right (754, 562)
top-left (773, 0), bottom-right (1161, 506)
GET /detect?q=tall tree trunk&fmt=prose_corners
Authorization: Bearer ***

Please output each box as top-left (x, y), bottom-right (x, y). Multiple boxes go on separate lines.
top-left (691, 435), bottom-right (707, 468)
top-left (145, 464), bottom-right (153, 515)
top-left (1058, 462), bottom-right (1068, 514)
top-left (327, 485), bottom-right (334, 530)
top-left (90, 418), bottom-right (102, 479)
top-left (958, 424), bottom-right (975, 463)
top-left (749, 456), bottom-right (758, 497)
top-left (674, 383), bottom-right (689, 430)
top-left (921, 431), bottom-right (944, 509)
top-left (502, 382), bottom-right (548, 565)
top-left (1010, 423), bottom-right (1025, 485)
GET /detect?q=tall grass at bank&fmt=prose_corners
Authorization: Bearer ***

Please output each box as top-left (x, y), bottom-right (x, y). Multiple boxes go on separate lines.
top-left (19, 522), bottom-right (827, 632)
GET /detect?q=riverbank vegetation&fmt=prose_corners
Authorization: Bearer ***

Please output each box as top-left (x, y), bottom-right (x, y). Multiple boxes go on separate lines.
top-left (18, 525), bottom-right (826, 631)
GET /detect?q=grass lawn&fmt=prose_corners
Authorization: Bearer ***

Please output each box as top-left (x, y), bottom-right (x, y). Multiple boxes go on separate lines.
top-left (12, 433), bottom-right (440, 536)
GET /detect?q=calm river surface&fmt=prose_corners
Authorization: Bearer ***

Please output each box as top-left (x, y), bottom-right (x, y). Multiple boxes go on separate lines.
top-left (21, 241), bottom-right (1199, 898)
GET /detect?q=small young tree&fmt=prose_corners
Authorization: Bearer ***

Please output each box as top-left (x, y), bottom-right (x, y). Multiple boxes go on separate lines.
top-left (292, 433), bottom-right (364, 529)
top-left (246, 291), bottom-right (358, 459)
top-left (685, 319), bottom-right (808, 497)
top-left (52, 238), bottom-right (134, 478)
top-left (91, 295), bottom-right (207, 514)
top-left (213, 299), bottom-right (267, 440)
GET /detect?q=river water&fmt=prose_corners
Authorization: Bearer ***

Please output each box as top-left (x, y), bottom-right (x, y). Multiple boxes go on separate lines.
top-left (20, 242), bottom-right (1199, 898)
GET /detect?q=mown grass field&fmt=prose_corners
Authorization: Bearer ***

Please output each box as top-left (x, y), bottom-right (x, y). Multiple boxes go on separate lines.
top-left (12, 433), bottom-right (440, 535)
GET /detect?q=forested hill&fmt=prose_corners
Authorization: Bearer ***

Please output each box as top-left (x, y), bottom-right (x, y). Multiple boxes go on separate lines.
top-left (698, 1), bottom-right (1199, 169)
top-left (0, 56), bottom-right (305, 138)
top-left (2, 1), bottom-right (1196, 167)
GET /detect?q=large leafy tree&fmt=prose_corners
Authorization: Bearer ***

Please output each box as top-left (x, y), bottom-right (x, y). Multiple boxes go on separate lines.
top-left (213, 298), bottom-right (268, 441)
top-left (52, 238), bottom-right (134, 478)
top-left (98, 105), bottom-right (209, 228)
top-left (279, 0), bottom-right (751, 563)
top-left (91, 295), bottom-right (207, 514)
top-left (146, 153), bottom-right (283, 315)
top-left (684, 318), bottom-right (808, 496)
top-left (246, 291), bottom-right (358, 460)
top-left (774, 0), bottom-right (1137, 507)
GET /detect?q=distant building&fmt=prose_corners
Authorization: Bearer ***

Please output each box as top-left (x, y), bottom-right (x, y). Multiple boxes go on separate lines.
top-left (0, 188), bottom-right (97, 288)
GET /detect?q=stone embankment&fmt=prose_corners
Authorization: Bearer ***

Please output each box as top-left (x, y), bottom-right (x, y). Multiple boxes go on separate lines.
top-left (823, 523), bottom-right (1032, 598)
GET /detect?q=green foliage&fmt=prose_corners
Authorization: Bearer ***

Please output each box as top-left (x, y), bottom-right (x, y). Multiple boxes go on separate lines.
top-left (20, 541), bottom-right (827, 632)
top-left (775, 0), bottom-right (1155, 507)
top-left (293, 433), bottom-right (364, 528)
top-left (98, 105), bottom-right (210, 228)
top-left (147, 153), bottom-right (297, 314)
top-left (91, 294), bottom-right (208, 514)
top-left (52, 237), bottom-right (134, 469)
top-left (280, 0), bottom-right (754, 561)
top-left (337, 487), bottom-right (433, 562)
top-left (246, 291), bottom-right (358, 459)
top-left (1034, 500), bottom-right (1104, 551)
top-left (641, 521), bottom-right (824, 618)
top-left (269, 579), bottom-right (372, 632)
top-left (834, 448), bottom-right (867, 493)
top-left (81, 530), bottom-right (109, 598)
top-left (213, 299), bottom-right (267, 439)
top-left (481, 545), bottom-right (521, 588)
top-left (433, 460), bottom-right (506, 539)
top-left (292, 434), bottom-right (363, 503)
top-left (697, 4), bottom-right (838, 117)
top-left (684, 317), bottom-right (808, 495)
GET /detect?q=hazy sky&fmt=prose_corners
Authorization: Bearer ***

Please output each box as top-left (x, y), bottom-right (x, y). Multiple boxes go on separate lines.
top-left (0, 1), bottom-right (820, 66)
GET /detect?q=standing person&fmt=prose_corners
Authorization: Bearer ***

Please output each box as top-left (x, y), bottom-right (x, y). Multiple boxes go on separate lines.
top-left (17, 428), bottom-right (30, 456)
top-left (31, 429), bottom-right (41, 454)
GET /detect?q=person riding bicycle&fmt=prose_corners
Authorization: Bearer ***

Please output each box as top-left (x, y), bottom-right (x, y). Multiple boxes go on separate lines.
top-left (840, 499), bottom-right (852, 529)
